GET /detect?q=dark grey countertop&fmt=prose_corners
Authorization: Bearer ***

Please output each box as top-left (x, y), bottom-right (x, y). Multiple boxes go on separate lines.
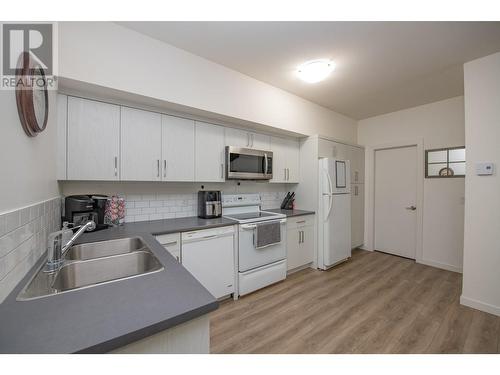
top-left (0, 216), bottom-right (237, 354)
top-left (122, 216), bottom-right (237, 235)
top-left (267, 208), bottom-right (315, 218)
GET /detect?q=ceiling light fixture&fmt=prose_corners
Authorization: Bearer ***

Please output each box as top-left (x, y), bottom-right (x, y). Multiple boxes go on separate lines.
top-left (296, 59), bottom-right (335, 83)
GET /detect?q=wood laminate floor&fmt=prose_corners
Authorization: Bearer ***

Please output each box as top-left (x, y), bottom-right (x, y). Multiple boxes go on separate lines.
top-left (210, 249), bottom-right (500, 354)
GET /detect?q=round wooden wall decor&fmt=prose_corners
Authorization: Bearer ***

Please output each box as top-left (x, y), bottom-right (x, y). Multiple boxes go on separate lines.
top-left (15, 52), bottom-right (49, 137)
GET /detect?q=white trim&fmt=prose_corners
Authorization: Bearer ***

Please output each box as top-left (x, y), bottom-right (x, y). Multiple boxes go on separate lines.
top-left (460, 295), bottom-right (500, 317)
top-left (312, 134), bottom-right (364, 149)
top-left (365, 139), bottom-right (424, 263)
top-left (417, 259), bottom-right (462, 273)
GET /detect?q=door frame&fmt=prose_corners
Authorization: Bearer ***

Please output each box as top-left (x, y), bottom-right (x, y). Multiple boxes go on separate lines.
top-left (364, 139), bottom-right (424, 263)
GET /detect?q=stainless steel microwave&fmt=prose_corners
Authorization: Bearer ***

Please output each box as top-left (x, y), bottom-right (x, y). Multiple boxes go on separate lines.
top-left (225, 146), bottom-right (273, 180)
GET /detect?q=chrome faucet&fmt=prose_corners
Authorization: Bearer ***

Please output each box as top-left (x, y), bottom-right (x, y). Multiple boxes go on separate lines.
top-left (44, 221), bottom-right (96, 273)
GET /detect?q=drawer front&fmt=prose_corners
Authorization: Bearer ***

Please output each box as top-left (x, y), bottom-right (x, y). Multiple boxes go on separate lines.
top-left (238, 260), bottom-right (286, 296)
top-left (155, 233), bottom-right (180, 246)
top-left (286, 214), bottom-right (315, 230)
top-left (155, 233), bottom-right (181, 262)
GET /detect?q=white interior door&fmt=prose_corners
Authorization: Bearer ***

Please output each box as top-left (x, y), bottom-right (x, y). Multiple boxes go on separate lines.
top-left (374, 146), bottom-right (418, 259)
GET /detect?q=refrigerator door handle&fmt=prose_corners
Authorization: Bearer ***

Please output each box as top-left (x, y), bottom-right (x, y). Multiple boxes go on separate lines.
top-left (322, 168), bottom-right (334, 221)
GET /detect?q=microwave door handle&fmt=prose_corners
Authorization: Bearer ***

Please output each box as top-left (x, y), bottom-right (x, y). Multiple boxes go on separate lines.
top-left (264, 153), bottom-right (268, 175)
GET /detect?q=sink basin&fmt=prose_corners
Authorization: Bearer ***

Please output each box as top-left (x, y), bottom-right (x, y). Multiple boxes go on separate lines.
top-left (53, 251), bottom-right (162, 292)
top-left (64, 237), bottom-right (147, 260)
top-left (17, 237), bottom-right (164, 301)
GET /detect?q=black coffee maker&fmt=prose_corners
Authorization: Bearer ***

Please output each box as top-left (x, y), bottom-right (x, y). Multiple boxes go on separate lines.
top-left (198, 191), bottom-right (222, 219)
top-left (63, 195), bottom-right (109, 231)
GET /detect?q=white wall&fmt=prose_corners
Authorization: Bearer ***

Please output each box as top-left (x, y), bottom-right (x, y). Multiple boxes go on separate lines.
top-left (358, 96), bottom-right (465, 272)
top-left (0, 90), bottom-right (59, 213)
top-left (57, 22), bottom-right (357, 142)
top-left (461, 52), bottom-right (500, 316)
top-left (0, 89), bottom-right (60, 302)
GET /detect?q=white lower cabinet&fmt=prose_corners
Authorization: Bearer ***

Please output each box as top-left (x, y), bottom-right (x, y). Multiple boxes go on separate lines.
top-left (155, 233), bottom-right (181, 262)
top-left (181, 226), bottom-right (235, 299)
top-left (286, 215), bottom-right (315, 271)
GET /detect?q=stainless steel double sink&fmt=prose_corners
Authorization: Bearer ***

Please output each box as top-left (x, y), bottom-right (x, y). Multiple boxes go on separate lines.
top-left (17, 237), bottom-right (164, 301)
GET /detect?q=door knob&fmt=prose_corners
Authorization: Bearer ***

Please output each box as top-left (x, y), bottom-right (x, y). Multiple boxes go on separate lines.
top-left (405, 206), bottom-right (417, 211)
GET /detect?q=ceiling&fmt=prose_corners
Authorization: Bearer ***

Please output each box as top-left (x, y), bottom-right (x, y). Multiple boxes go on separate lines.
top-left (118, 22), bottom-right (500, 120)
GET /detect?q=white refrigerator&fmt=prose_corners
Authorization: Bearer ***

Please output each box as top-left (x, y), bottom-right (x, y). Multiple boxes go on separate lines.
top-left (317, 158), bottom-right (352, 270)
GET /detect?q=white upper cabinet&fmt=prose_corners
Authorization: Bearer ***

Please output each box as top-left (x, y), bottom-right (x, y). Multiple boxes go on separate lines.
top-left (270, 136), bottom-right (300, 183)
top-left (120, 107), bottom-right (162, 181)
top-left (286, 139), bottom-right (300, 183)
top-left (250, 132), bottom-right (271, 150)
top-left (225, 127), bottom-right (270, 150)
top-left (67, 97), bottom-right (121, 180)
top-left (318, 139), bottom-right (349, 160)
top-left (225, 127), bottom-right (248, 148)
top-left (56, 94), bottom-right (67, 180)
top-left (349, 146), bottom-right (365, 184)
top-left (162, 115), bottom-right (195, 181)
top-left (195, 121), bottom-right (225, 182)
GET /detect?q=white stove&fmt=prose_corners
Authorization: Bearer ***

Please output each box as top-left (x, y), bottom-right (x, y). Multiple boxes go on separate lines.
top-left (222, 194), bottom-right (286, 224)
top-left (222, 194), bottom-right (287, 297)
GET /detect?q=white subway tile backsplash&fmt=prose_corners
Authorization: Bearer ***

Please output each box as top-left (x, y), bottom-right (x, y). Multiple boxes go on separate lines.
top-left (5, 211), bottom-right (20, 233)
top-left (0, 197), bottom-right (61, 303)
top-left (0, 215), bottom-right (6, 237)
top-left (120, 191), bottom-right (287, 223)
top-left (149, 200), bottom-right (164, 208)
top-left (134, 201), bottom-right (149, 208)
top-left (149, 213), bottom-right (163, 221)
top-left (134, 214), bottom-right (149, 222)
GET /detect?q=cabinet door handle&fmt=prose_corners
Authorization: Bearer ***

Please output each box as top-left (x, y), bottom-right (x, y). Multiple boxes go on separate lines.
top-left (251, 134), bottom-right (254, 147)
top-left (284, 168), bottom-right (286, 181)
top-left (157, 160), bottom-right (160, 178)
top-left (296, 220), bottom-right (306, 224)
top-left (163, 160), bottom-right (167, 178)
top-left (114, 156), bottom-right (118, 177)
top-left (302, 230), bottom-right (305, 243)
top-left (354, 185), bottom-right (358, 196)
top-left (247, 133), bottom-right (250, 147)
top-left (220, 163), bottom-right (224, 179)
top-left (287, 168), bottom-right (290, 181)
top-left (355, 171), bottom-right (359, 182)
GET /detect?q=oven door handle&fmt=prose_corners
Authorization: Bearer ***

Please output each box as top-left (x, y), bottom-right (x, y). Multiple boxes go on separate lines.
top-left (240, 219), bottom-right (286, 230)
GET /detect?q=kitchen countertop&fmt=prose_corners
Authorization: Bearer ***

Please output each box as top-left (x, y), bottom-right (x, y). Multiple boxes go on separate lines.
top-left (122, 215), bottom-right (237, 235)
top-left (267, 208), bottom-right (315, 218)
top-left (0, 216), bottom-right (237, 354)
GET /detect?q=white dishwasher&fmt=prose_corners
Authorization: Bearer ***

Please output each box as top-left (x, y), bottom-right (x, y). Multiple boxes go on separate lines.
top-left (181, 226), bottom-right (235, 299)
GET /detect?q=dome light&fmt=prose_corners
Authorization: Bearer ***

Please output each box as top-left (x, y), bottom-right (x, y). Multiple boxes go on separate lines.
top-left (297, 59), bottom-right (335, 83)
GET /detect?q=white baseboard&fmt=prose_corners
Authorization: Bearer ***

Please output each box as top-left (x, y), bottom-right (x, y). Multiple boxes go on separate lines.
top-left (460, 295), bottom-right (500, 317)
top-left (417, 259), bottom-right (462, 273)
